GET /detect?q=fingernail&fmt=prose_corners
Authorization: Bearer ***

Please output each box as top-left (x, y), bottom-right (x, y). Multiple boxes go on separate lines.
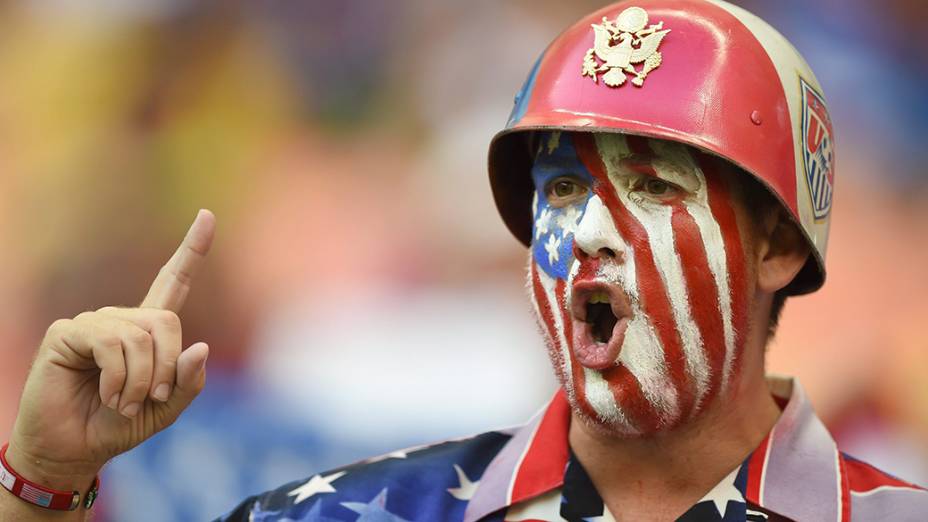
top-left (153, 383), bottom-right (171, 402)
top-left (107, 393), bottom-right (120, 410)
top-left (121, 403), bottom-right (140, 418)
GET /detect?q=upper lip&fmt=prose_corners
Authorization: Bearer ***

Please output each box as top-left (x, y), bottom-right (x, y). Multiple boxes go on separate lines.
top-left (570, 278), bottom-right (632, 324)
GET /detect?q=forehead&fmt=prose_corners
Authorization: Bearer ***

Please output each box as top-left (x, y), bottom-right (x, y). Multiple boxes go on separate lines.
top-left (531, 131), bottom-right (706, 192)
top-left (533, 131), bottom-right (701, 168)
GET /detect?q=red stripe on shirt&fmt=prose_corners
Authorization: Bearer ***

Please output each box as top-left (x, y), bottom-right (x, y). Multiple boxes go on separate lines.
top-left (746, 432), bottom-right (771, 505)
top-left (844, 454), bottom-right (926, 494)
top-left (509, 389), bottom-right (572, 505)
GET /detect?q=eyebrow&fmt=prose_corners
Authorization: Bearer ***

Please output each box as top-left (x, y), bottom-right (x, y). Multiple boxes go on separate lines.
top-left (620, 156), bottom-right (659, 178)
top-left (619, 153), bottom-right (702, 193)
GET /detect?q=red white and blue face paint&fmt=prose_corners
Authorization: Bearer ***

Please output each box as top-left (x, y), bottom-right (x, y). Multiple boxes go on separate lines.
top-left (529, 132), bottom-right (749, 435)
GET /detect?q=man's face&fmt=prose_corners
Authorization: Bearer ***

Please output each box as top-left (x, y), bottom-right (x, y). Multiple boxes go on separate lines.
top-left (529, 131), bottom-right (751, 435)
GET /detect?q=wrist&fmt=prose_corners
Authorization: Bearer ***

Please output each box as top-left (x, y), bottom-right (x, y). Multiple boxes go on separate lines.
top-left (4, 441), bottom-right (100, 493)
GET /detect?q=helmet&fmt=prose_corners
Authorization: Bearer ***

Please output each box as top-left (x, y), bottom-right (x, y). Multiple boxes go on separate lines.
top-left (488, 0), bottom-right (834, 295)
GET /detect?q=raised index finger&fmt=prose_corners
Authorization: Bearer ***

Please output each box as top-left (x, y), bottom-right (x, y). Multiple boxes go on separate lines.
top-left (141, 209), bottom-right (216, 312)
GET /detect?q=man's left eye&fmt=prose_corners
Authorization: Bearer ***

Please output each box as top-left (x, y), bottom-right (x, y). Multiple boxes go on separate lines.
top-left (640, 178), bottom-right (681, 198)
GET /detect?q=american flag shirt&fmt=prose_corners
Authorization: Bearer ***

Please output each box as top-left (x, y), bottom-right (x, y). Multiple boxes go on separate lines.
top-left (217, 377), bottom-right (927, 521)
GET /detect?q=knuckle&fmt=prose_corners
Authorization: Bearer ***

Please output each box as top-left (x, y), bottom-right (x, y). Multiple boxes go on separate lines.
top-left (74, 311), bottom-right (95, 322)
top-left (155, 310), bottom-right (181, 330)
top-left (128, 330), bottom-right (153, 350)
top-left (128, 377), bottom-right (152, 395)
top-left (95, 332), bottom-right (123, 351)
top-left (107, 367), bottom-right (128, 382)
top-left (159, 356), bottom-right (178, 371)
top-left (97, 306), bottom-right (119, 314)
top-left (47, 318), bottom-right (72, 336)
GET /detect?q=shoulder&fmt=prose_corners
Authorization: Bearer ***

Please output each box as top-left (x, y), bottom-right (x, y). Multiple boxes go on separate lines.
top-left (842, 452), bottom-right (928, 522)
top-left (217, 429), bottom-right (513, 522)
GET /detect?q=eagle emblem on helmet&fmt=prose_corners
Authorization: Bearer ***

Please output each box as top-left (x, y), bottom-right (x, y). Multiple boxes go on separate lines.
top-left (581, 7), bottom-right (671, 88)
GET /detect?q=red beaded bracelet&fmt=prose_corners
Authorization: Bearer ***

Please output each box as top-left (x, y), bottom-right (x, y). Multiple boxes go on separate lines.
top-left (0, 443), bottom-right (99, 511)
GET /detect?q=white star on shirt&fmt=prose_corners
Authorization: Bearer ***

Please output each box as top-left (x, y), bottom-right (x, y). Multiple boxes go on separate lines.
top-left (700, 466), bottom-right (745, 518)
top-left (287, 470), bottom-right (346, 504)
top-left (535, 208), bottom-right (553, 240)
top-left (366, 449), bottom-right (410, 463)
top-left (447, 464), bottom-right (479, 501)
top-left (544, 233), bottom-right (562, 265)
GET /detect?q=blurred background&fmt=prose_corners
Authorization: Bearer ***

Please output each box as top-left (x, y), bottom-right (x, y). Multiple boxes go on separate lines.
top-left (0, 0), bottom-right (926, 519)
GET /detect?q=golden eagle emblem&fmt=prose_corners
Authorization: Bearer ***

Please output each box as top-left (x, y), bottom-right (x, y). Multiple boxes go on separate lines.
top-left (581, 6), bottom-right (671, 88)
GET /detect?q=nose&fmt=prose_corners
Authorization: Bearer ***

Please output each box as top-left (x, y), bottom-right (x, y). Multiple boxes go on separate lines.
top-left (572, 195), bottom-right (625, 262)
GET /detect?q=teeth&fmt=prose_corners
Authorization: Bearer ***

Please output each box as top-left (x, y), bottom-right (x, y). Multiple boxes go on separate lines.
top-left (588, 291), bottom-right (610, 305)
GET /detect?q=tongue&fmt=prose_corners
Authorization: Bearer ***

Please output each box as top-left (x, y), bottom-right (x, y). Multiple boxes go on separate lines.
top-left (572, 320), bottom-right (625, 370)
top-left (573, 341), bottom-right (618, 369)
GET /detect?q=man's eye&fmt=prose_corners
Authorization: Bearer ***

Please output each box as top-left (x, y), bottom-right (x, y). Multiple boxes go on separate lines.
top-left (545, 177), bottom-right (587, 207)
top-left (640, 178), bottom-right (680, 198)
top-left (553, 181), bottom-right (577, 197)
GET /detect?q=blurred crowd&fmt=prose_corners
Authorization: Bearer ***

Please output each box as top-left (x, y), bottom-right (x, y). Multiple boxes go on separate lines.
top-left (0, 0), bottom-right (925, 520)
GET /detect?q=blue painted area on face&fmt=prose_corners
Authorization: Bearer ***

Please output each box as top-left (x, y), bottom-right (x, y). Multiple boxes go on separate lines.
top-left (507, 52), bottom-right (544, 128)
top-left (531, 132), bottom-right (594, 280)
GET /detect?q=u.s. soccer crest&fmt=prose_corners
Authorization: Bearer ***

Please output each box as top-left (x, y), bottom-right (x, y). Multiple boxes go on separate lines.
top-left (800, 78), bottom-right (835, 220)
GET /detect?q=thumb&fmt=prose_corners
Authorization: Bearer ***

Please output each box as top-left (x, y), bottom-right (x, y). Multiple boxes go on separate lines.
top-left (168, 342), bottom-right (209, 408)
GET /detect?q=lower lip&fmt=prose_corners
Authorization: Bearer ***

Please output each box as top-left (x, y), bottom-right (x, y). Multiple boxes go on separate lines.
top-left (572, 316), bottom-right (629, 370)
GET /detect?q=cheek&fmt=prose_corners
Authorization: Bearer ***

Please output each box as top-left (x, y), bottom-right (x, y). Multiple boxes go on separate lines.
top-left (531, 199), bottom-right (584, 281)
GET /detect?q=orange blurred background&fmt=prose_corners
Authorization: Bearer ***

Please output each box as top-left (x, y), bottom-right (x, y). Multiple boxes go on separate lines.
top-left (1, 1), bottom-right (925, 520)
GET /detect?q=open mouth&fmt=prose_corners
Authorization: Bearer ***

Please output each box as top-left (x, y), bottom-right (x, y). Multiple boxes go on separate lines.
top-left (570, 282), bottom-right (631, 370)
top-left (586, 292), bottom-right (619, 343)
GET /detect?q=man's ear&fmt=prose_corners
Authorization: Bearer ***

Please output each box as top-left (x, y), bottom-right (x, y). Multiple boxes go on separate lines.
top-left (755, 209), bottom-right (810, 293)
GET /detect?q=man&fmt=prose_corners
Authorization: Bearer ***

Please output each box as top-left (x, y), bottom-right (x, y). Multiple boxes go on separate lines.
top-left (1, 1), bottom-right (925, 521)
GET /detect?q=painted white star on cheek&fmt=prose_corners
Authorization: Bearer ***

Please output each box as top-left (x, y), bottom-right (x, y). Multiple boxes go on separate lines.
top-left (700, 466), bottom-right (745, 518)
top-left (535, 208), bottom-right (553, 240)
top-left (555, 206), bottom-right (582, 235)
top-left (286, 470), bottom-right (347, 504)
top-left (544, 233), bottom-right (562, 265)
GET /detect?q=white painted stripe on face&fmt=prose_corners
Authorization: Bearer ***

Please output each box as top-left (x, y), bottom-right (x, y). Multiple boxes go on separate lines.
top-left (618, 315), bottom-right (679, 423)
top-left (582, 368), bottom-right (630, 430)
top-left (533, 256), bottom-right (575, 399)
top-left (572, 195), bottom-right (662, 430)
top-left (651, 140), bottom-right (736, 392)
top-left (595, 134), bottom-right (710, 407)
top-left (684, 199), bottom-right (736, 391)
top-left (596, 235), bottom-right (679, 425)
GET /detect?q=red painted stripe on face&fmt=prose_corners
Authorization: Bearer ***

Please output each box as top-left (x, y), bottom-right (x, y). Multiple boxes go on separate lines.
top-left (745, 432), bottom-right (771, 504)
top-left (697, 153), bottom-right (749, 382)
top-left (621, 158), bottom-right (659, 179)
top-left (530, 261), bottom-right (599, 422)
top-left (531, 261), bottom-right (568, 388)
top-left (554, 277), bottom-right (600, 423)
top-left (573, 134), bottom-right (691, 429)
top-left (670, 205), bottom-right (726, 407)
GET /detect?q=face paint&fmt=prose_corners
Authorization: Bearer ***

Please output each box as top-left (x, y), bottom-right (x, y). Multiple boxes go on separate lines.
top-left (528, 131), bottom-right (749, 435)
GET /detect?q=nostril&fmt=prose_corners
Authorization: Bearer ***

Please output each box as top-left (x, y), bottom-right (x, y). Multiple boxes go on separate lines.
top-left (572, 243), bottom-right (589, 261)
top-left (599, 247), bottom-right (617, 258)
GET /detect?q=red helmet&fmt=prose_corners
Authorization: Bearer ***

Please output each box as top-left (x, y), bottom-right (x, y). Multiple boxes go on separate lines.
top-left (488, 0), bottom-right (834, 295)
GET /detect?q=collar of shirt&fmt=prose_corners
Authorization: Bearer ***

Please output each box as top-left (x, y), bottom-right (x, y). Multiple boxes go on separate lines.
top-left (463, 376), bottom-right (851, 522)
